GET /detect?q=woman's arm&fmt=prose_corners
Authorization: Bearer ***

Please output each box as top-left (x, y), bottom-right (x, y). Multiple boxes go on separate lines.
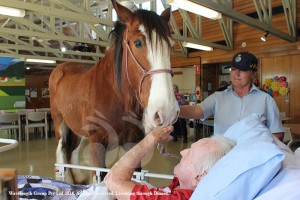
top-left (179, 105), bottom-right (204, 119)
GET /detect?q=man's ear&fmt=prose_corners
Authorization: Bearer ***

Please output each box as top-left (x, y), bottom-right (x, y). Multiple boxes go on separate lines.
top-left (252, 71), bottom-right (258, 79)
top-left (192, 171), bottom-right (207, 188)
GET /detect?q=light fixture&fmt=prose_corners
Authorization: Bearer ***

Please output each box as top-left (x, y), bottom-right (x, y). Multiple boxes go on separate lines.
top-left (25, 58), bottom-right (56, 64)
top-left (261, 31), bottom-right (269, 42)
top-left (183, 42), bottom-right (213, 51)
top-left (166, 0), bottom-right (222, 20)
top-left (61, 46), bottom-right (67, 52)
top-left (0, 6), bottom-right (25, 17)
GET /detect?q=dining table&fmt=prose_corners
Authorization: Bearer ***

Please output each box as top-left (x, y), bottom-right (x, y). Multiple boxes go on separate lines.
top-left (281, 117), bottom-right (292, 124)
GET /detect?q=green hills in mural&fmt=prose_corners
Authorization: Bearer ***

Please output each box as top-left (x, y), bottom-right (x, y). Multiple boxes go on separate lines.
top-left (0, 86), bottom-right (25, 96)
top-left (0, 90), bottom-right (8, 96)
top-left (0, 58), bottom-right (25, 110)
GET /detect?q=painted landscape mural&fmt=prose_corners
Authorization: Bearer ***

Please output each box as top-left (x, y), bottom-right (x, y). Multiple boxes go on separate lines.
top-left (0, 57), bottom-right (25, 110)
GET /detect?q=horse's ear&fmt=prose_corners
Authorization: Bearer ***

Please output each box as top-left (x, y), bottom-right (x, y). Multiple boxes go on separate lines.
top-left (160, 7), bottom-right (171, 23)
top-left (111, 0), bottom-right (134, 26)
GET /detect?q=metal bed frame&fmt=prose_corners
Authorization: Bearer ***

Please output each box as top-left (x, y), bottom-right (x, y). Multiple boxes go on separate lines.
top-left (55, 163), bottom-right (174, 184)
top-left (0, 138), bottom-right (18, 153)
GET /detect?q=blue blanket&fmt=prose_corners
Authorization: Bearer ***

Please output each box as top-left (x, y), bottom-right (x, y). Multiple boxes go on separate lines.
top-left (17, 175), bottom-right (90, 200)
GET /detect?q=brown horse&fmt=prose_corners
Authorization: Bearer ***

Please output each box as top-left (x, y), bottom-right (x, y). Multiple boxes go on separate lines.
top-left (49, 0), bottom-right (179, 184)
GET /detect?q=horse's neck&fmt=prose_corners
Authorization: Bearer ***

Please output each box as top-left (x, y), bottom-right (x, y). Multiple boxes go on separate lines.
top-left (90, 51), bottom-right (116, 88)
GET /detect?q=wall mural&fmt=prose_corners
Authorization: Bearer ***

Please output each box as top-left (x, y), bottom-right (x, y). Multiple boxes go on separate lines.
top-left (0, 57), bottom-right (25, 110)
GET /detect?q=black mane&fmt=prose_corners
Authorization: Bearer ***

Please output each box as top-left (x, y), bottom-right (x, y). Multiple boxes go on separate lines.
top-left (110, 9), bottom-right (171, 88)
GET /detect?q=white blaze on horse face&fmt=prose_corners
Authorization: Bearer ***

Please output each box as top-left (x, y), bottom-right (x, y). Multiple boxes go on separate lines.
top-left (140, 25), bottom-right (179, 130)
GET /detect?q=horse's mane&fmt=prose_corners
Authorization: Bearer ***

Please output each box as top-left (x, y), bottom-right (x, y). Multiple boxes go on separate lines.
top-left (110, 9), bottom-right (171, 88)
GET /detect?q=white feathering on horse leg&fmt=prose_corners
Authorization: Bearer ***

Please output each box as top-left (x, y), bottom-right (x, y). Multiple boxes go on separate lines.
top-left (56, 138), bottom-right (74, 183)
top-left (70, 137), bottom-right (90, 184)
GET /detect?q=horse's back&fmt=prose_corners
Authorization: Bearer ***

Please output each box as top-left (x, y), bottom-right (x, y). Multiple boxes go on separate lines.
top-left (49, 62), bottom-right (90, 86)
top-left (49, 62), bottom-right (93, 97)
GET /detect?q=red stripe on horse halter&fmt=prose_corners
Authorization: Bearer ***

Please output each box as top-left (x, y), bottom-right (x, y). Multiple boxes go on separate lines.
top-left (124, 30), bottom-right (173, 106)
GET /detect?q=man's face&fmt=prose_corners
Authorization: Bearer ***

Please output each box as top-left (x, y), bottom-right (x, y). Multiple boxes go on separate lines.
top-left (174, 138), bottom-right (217, 190)
top-left (230, 67), bottom-right (255, 89)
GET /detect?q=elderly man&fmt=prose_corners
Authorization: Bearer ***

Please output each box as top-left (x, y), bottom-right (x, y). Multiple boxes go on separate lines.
top-left (104, 125), bottom-right (236, 200)
top-left (180, 52), bottom-right (285, 140)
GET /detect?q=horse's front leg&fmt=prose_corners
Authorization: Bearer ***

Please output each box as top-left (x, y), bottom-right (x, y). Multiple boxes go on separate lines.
top-left (69, 136), bottom-right (90, 184)
top-left (88, 132), bottom-right (107, 182)
top-left (55, 123), bottom-right (74, 183)
top-left (51, 99), bottom-right (74, 183)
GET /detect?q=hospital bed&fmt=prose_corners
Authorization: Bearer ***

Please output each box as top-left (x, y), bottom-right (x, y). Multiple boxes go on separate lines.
top-left (3, 114), bottom-right (300, 199)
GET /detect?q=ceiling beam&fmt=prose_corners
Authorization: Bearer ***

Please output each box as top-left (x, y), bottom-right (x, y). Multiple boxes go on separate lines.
top-left (0, 53), bottom-right (98, 64)
top-left (0, 43), bottom-right (104, 58)
top-left (0, 0), bottom-right (114, 27)
top-left (0, 28), bottom-right (108, 46)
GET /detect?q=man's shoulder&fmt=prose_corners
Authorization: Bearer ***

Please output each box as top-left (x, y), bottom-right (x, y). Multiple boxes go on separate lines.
top-left (215, 86), bottom-right (228, 92)
top-left (213, 87), bottom-right (232, 97)
top-left (252, 87), bottom-right (273, 98)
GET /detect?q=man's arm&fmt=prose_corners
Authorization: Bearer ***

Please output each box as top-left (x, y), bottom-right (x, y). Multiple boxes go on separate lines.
top-left (179, 105), bottom-right (204, 119)
top-left (104, 125), bottom-right (173, 200)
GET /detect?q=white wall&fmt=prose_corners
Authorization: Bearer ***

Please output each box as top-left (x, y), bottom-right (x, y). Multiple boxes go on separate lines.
top-left (172, 67), bottom-right (195, 94)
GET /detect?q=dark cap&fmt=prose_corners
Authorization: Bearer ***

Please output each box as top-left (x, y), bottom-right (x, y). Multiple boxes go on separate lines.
top-left (231, 52), bottom-right (258, 71)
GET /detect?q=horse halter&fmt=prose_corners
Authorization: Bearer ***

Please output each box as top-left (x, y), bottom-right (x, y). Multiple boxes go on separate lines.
top-left (124, 31), bottom-right (179, 160)
top-left (124, 30), bottom-right (173, 106)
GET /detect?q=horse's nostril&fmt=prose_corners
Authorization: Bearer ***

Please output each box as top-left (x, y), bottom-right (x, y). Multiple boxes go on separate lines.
top-left (155, 112), bottom-right (161, 125)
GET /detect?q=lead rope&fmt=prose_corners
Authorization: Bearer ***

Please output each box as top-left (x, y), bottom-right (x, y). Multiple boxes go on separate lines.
top-left (155, 124), bottom-right (181, 160)
top-left (157, 143), bottom-right (181, 160)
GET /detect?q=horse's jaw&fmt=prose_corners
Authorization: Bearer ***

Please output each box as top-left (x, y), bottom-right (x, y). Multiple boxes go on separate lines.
top-left (143, 87), bottom-right (179, 131)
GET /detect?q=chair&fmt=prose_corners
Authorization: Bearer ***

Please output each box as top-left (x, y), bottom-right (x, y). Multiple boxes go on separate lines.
top-left (0, 113), bottom-right (21, 142)
top-left (35, 108), bottom-right (51, 114)
top-left (283, 127), bottom-right (293, 148)
top-left (25, 111), bottom-right (48, 141)
top-left (35, 108), bottom-right (52, 137)
top-left (17, 109), bottom-right (36, 140)
top-left (17, 109), bottom-right (35, 115)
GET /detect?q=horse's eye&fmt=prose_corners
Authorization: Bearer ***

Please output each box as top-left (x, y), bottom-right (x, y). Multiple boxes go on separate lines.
top-left (134, 40), bottom-right (142, 48)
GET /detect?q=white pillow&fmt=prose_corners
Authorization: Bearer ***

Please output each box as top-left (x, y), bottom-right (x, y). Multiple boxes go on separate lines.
top-left (190, 114), bottom-right (285, 200)
top-left (254, 139), bottom-right (300, 200)
top-left (273, 137), bottom-right (300, 170)
top-left (254, 167), bottom-right (300, 200)
top-left (295, 147), bottom-right (300, 158)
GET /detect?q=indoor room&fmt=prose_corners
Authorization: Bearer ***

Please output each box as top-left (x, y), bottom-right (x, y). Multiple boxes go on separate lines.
top-left (1, 0), bottom-right (300, 199)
